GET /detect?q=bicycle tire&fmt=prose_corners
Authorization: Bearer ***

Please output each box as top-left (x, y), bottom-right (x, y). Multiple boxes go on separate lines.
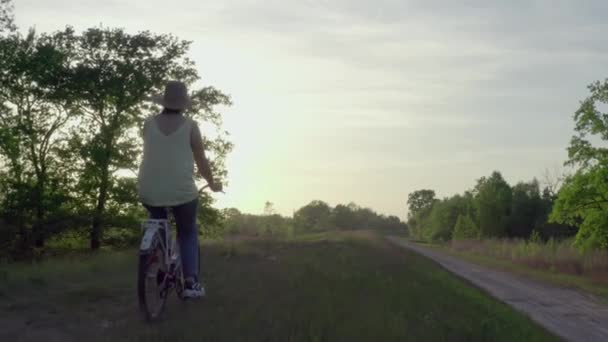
top-left (138, 237), bottom-right (168, 321)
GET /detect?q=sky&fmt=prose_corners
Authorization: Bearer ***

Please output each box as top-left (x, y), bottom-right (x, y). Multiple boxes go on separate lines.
top-left (16, 0), bottom-right (608, 218)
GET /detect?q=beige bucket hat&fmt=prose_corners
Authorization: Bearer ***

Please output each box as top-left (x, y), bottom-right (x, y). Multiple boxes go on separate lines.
top-left (151, 81), bottom-right (192, 110)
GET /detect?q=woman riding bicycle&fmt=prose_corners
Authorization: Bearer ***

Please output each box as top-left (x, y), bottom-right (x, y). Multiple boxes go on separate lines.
top-left (137, 81), bottom-right (222, 298)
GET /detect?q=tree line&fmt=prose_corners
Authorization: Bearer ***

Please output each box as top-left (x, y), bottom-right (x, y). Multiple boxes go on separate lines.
top-left (408, 78), bottom-right (608, 251)
top-left (222, 200), bottom-right (407, 238)
top-left (0, 1), bottom-right (232, 259)
top-left (406, 172), bottom-right (572, 243)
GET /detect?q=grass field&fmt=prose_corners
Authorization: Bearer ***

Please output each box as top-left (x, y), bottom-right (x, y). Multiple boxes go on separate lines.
top-left (0, 231), bottom-right (556, 341)
top-left (426, 242), bottom-right (608, 302)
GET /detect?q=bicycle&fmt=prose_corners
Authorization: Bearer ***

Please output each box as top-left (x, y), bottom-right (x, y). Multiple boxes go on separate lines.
top-left (137, 185), bottom-right (211, 322)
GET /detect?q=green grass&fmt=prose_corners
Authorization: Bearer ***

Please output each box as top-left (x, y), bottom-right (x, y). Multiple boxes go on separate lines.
top-left (0, 232), bottom-right (556, 341)
top-left (426, 243), bottom-right (608, 301)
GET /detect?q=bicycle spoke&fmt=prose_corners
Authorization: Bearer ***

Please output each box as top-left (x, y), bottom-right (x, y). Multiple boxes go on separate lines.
top-left (139, 239), bottom-right (169, 321)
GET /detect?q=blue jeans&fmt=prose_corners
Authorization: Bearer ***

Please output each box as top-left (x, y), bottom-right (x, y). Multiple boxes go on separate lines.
top-left (143, 199), bottom-right (199, 280)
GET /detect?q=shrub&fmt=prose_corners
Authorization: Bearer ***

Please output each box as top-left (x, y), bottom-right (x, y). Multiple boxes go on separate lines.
top-left (450, 238), bottom-right (608, 282)
top-left (453, 214), bottom-right (479, 240)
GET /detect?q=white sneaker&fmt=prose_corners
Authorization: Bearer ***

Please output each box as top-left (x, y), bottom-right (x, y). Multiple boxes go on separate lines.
top-left (183, 281), bottom-right (205, 298)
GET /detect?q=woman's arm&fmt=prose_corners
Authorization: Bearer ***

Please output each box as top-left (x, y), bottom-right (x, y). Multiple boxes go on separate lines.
top-left (190, 121), bottom-right (221, 190)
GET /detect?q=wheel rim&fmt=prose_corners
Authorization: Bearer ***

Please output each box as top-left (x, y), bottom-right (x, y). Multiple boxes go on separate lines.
top-left (144, 246), bottom-right (167, 318)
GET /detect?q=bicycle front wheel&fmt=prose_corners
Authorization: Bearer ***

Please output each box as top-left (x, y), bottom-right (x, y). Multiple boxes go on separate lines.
top-left (138, 237), bottom-right (168, 322)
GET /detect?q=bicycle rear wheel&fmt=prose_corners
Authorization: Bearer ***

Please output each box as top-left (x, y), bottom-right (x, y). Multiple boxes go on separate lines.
top-left (138, 237), bottom-right (168, 321)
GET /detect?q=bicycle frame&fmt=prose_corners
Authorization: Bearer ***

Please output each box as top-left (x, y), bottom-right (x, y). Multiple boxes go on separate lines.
top-left (140, 219), bottom-right (170, 256)
top-left (140, 218), bottom-right (183, 291)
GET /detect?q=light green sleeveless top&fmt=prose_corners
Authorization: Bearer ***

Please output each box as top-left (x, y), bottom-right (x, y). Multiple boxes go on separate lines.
top-left (137, 116), bottom-right (198, 207)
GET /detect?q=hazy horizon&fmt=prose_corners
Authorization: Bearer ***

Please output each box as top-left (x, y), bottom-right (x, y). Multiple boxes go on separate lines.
top-left (17, 0), bottom-right (608, 219)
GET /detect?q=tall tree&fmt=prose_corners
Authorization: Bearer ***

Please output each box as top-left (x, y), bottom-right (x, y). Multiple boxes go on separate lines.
top-left (0, 29), bottom-right (76, 249)
top-left (407, 189), bottom-right (436, 218)
top-left (541, 167), bottom-right (568, 201)
top-left (551, 79), bottom-right (608, 249)
top-left (331, 203), bottom-right (357, 229)
top-left (452, 213), bottom-right (479, 239)
top-left (263, 201), bottom-right (276, 216)
top-left (474, 171), bottom-right (512, 238)
top-left (65, 27), bottom-right (231, 249)
top-left (425, 195), bottom-right (470, 242)
top-left (406, 189), bottom-right (437, 238)
top-left (509, 180), bottom-right (543, 238)
top-left (0, 0), bottom-right (15, 33)
top-left (294, 200), bottom-right (332, 231)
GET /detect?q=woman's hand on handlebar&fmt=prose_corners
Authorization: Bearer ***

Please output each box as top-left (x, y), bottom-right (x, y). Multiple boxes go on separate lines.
top-left (199, 181), bottom-right (223, 194)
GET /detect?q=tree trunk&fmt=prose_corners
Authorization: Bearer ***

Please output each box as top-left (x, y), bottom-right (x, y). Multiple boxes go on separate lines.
top-left (33, 177), bottom-right (45, 248)
top-left (17, 219), bottom-right (30, 257)
top-left (91, 125), bottom-right (114, 251)
top-left (33, 224), bottom-right (44, 248)
top-left (91, 164), bottom-right (109, 250)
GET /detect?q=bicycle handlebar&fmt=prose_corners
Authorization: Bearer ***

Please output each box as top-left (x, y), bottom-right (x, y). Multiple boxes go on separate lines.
top-left (198, 183), bottom-right (225, 194)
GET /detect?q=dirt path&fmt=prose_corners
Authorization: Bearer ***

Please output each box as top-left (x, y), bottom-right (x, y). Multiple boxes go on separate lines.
top-left (387, 236), bottom-right (608, 342)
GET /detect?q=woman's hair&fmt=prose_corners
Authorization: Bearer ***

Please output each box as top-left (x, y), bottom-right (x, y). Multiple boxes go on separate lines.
top-left (162, 107), bottom-right (183, 115)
